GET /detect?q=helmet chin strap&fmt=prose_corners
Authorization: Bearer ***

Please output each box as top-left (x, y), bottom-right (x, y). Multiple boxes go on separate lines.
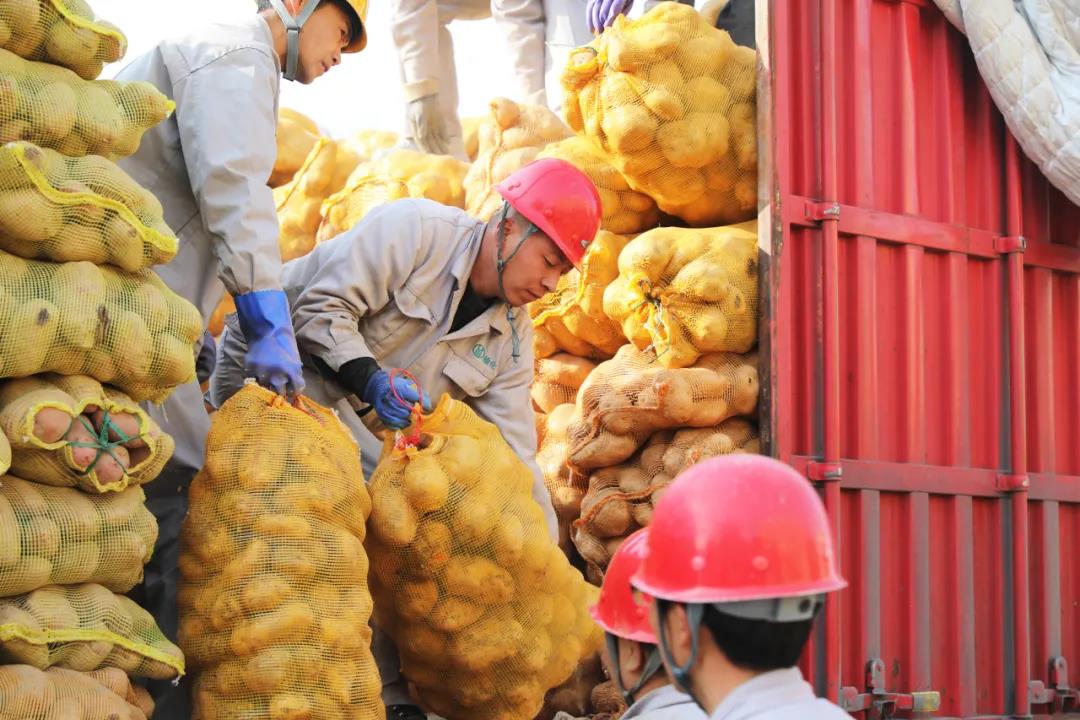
top-left (269, 0), bottom-right (322, 81)
top-left (494, 201), bottom-right (537, 363)
top-left (655, 600), bottom-right (706, 710)
top-left (605, 633), bottom-right (664, 707)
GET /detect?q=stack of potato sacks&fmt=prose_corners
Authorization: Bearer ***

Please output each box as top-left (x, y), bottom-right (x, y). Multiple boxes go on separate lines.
top-left (525, 1), bottom-right (762, 584)
top-left (0, 2), bottom-right (202, 717)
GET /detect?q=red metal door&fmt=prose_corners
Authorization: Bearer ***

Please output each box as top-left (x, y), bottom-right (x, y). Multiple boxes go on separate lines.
top-left (762, 1), bottom-right (1080, 718)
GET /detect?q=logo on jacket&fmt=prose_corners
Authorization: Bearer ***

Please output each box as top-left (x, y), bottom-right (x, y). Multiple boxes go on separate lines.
top-left (472, 343), bottom-right (497, 370)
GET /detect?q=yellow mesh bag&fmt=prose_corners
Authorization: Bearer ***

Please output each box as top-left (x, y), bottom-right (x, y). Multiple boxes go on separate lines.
top-left (604, 222), bottom-right (758, 368)
top-left (274, 137), bottom-right (362, 261)
top-left (463, 97), bottom-right (573, 219)
top-left (530, 230), bottom-right (632, 360)
top-left (538, 137), bottom-right (658, 234)
top-left (317, 149), bottom-right (469, 241)
top-left (87, 667), bottom-right (157, 718)
top-left (0, 48), bottom-right (173, 158)
top-left (561, 3), bottom-right (756, 226)
top-left (269, 108), bottom-right (321, 188)
top-left (0, 664), bottom-right (151, 719)
top-left (367, 395), bottom-right (603, 720)
top-left (462, 115), bottom-right (483, 162)
top-left (177, 384), bottom-right (381, 720)
top-left (0, 141), bottom-right (176, 270)
top-left (0, 475), bottom-right (156, 596)
top-left (0, 0), bottom-right (126, 80)
top-left (0, 582), bottom-right (183, 678)
top-left (0, 374), bottom-right (174, 494)
top-left (566, 344), bottom-right (758, 470)
top-left (0, 252), bottom-right (202, 402)
top-left (531, 354), bottom-right (595, 414)
top-left (572, 418), bottom-right (758, 572)
top-left (342, 128), bottom-right (399, 164)
top-left (0, 431), bottom-right (8, 476)
top-left (536, 404), bottom-right (587, 555)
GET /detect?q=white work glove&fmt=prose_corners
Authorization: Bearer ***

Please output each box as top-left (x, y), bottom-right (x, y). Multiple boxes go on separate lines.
top-left (407, 94), bottom-right (449, 156)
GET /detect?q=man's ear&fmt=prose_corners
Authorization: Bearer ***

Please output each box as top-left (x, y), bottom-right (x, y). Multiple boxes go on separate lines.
top-left (620, 636), bottom-right (645, 674)
top-left (664, 603), bottom-right (696, 666)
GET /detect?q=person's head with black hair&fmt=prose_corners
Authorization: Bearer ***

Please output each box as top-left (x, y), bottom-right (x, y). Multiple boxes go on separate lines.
top-left (256, 0), bottom-right (367, 83)
top-left (631, 455), bottom-right (847, 716)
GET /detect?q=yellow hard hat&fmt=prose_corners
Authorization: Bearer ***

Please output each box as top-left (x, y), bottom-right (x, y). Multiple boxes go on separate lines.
top-left (339, 0), bottom-right (368, 52)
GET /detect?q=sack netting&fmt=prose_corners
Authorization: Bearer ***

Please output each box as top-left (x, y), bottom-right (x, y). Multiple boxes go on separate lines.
top-left (567, 344), bottom-right (759, 471)
top-left (463, 97), bottom-right (573, 220)
top-left (531, 354), bottom-right (596, 414)
top-left (0, 374), bottom-right (174, 494)
top-left (0, 582), bottom-right (183, 678)
top-left (0, 48), bottom-right (173, 158)
top-left (178, 384), bottom-right (381, 720)
top-left (538, 136), bottom-right (658, 235)
top-left (275, 137), bottom-right (362, 261)
top-left (530, 230), bottom-right (632, 360)
top-left (561, 2), bottom-right (757, 227)
top-left (536, 404), bottom-right (588, 555)
top-left (0, 251), bottom-right (202, 402)
top-left (572, 417), bottom-right (759, 573)
top-left (0, 664), bottom-right (153, 719)
top-left (0, 474), bottom-right (156, 597)
top-left (317, 149), bottom-right (469, 242)
top-left (604, 222), bottom-right (758, 368)
top-left (366, 395), bottom-right (603, 720)
top-left (0, 0), bottom-right (127, 80)
top-left (270, 108), bottom-right (321, 188)
top-left (0, 141), bottom-right (176, 271)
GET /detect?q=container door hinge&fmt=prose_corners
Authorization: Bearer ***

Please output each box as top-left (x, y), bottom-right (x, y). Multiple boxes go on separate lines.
top-left (807, 461), bottom-right (842, 482)
top-left (1030, 657), bottom-right (1079, 714)
top-left (805, 200), bottom-right (841, 222)
top-left (841, 659), bottom-right (942, 719)
top-left (996, 473), bottom-right (1030, 492)
top-left (994, 235), bottom-right (1027, 254)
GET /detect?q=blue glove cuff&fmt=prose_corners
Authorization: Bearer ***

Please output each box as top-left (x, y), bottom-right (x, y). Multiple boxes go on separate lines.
top-left (234, 290), bottom-right (292, 344)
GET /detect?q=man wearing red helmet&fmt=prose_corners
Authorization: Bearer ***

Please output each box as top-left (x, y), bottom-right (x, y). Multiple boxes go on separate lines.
top-left (587, 528), bottom-right (706, 720)
top-left (632, 455), bottom-right (849, 720)
top-left (208, 157), bottom-right (602, 719)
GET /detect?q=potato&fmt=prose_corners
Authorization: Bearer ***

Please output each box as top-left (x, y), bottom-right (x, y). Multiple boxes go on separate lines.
top-left (448, 613), bottom-right (524, 671)
top-left (370, 483), bottom-right (417, 547)
top-left (443, 556), bottom-right (515, 605)
top-left (402, 453), bottom-right (450, 513)
top-left (228, 603), bottom-right (314, 657)
top-left (429, 597), bottom-right (483, 633)
top-left (402, 519), bottom-right (451, 578)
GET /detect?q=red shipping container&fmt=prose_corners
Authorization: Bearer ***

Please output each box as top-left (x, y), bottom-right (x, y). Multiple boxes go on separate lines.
top-left (759, 1), bottom-right (1080, 718)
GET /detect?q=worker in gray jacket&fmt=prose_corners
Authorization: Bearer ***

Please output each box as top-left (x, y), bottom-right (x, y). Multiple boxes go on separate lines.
top-left (210, 157), bottom-right (602, 720)
top-left (633, 456), bottom-right (850, 720)
top-left (114, 1), bottom-right (368, 715)
top-left (578, 528), bottom-right (706, 720)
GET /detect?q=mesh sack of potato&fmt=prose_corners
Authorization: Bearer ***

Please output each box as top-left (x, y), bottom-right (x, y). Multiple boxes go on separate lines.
top-left (537, 653), bottom-right (605, 720)
top-left (538, 137), bottom-right (658, 234)
top-left (342, 128), bottom-right (399, 164)
top-left (366, 395), bottom-right (603, 720)
top-left (0, 0), bottom-right (126, 80)
top-left (0, 252), bottom-right (202, 402)
top-left (0, 374), bottom-right (174, 494)
top-left (0, 582), bottom-right (183, 678)
top-left (0, 664), bottom-right (152, 719)
top-left (206, 292), bottom-right (235, 338)
top-left (604, 222), bottom-right (758, 368)
top-left (177, 384), bottom-right (381, 720)
top-left (317, 149), bottom-right (469, 241)
top-left (274, 137), bottom-right (362, 261)
top-left (572, 418), bottom-right (758, 571)
top-left (530, 230), bottom-right (632, 360)
top-left (561, 2), bottom-right (756, 226)
top-left (532, 354), bottom-right (596, 414)
top-left (536, 404), bottom-right (588, 556)
top-left (463, 97), bottom-right (573, 219)
top-left (566, 344), bottom-right (758, 471)
top-left (0, 474), bottom-right (157, 596)
top-left (269, 108), bottom-right (321, 188)
top-left (0, 48), bottom-right (173, 158)
top-left (0, 141), bottom-right (176, 271)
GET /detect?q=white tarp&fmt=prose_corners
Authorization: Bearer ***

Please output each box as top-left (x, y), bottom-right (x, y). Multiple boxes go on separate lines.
top-left (934, 0), bottom-right (1080, 206)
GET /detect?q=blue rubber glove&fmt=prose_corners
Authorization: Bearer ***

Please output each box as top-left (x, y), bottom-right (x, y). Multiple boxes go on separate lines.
top-left (233, 290), bottom-right (305, 398)
top-left (362, 370), bottom-right (432, 430)
top-left (587, 0), bottom-right (633, 33)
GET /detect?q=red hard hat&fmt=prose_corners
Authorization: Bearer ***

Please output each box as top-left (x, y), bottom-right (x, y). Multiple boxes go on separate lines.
top-left (496, 158), bottom-right (601, 267)
top-left (589, 528), bottom-right (655, 643)
top-left (632, 455), bottom-right (846, 605)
